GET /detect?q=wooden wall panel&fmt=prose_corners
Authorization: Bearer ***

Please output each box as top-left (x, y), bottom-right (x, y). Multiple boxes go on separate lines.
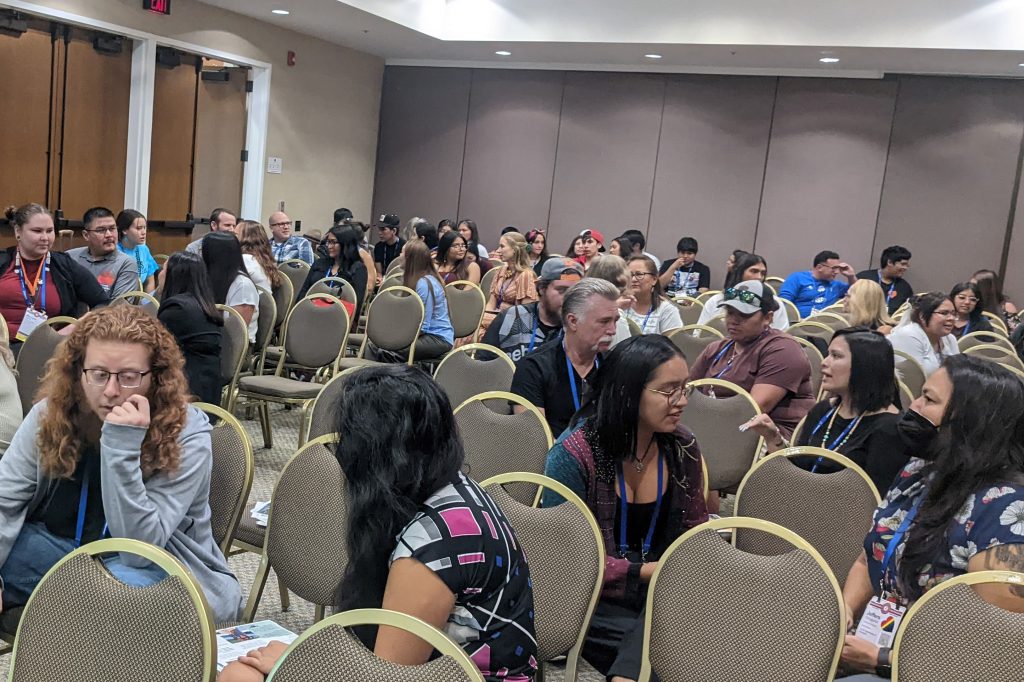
top-left (192, 66), bottom-right (247, 220)
top-left (149, 58), bottom-right (199, 220)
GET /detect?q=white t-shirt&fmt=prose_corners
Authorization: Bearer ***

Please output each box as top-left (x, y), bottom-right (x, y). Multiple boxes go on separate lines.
top-left (226, 274), bottom-right (260, 343)
top-left (623, 301), bottom-right (683, 334)
top-left (888, 322), bottom-right (960, 376)
top-left (242, 253), bottom-right (271, 293)
top-left (696, 292), bottom-right (791, 331)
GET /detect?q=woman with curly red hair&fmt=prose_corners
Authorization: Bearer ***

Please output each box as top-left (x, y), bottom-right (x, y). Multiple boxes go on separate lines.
top-left (0, 305), bottom-right (241, 622)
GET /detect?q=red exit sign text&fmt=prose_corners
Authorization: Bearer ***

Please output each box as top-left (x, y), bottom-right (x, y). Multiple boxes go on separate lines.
top-left (144, 0), bottom-right (170, 15)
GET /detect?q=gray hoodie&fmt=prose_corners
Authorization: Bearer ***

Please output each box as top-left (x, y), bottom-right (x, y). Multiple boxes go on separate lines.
top-left (0, 401), bottom-right (241, 623)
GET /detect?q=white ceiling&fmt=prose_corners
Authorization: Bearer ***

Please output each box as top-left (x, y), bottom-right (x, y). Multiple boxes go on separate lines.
top-left (197, 0), bottom-right (1024, 78)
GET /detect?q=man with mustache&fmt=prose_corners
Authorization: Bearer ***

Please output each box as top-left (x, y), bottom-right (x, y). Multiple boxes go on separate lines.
top-left (68, 207), bottom-right (139, 301)
top-left (510, 278), bottom-right (621, 438)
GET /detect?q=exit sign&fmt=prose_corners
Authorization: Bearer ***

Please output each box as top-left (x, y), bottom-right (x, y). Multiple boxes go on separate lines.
top-left (144, 0), bottom-right (170, 14)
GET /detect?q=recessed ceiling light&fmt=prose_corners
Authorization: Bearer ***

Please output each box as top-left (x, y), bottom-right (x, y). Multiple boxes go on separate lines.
top-left (1019, 63), bottom-right (1024, 67)
top-left (819, 57), bottom-right (840, 63)
top-left (495, 50), bottom-right (511, 56)
top-left (271, 9), bottom-right (290, 15)
top-left (645, 54), bottom-right (663, 59)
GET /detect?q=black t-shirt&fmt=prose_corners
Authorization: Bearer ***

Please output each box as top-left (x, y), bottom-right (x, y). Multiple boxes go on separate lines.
top-left (480, 302), bottom-right (561, 363)
top-left (509, 338), bottom-right (600, 438)
top-left (856, 270), bottom-right (913, 314)
top-left (33, 447), bottom-right (106, 545)
top-left (373, 237), bottom-right (404, 272)
top-left (795, 400), bottom-right (910, 494)
top-left (659, 258), bottom-right (711, 296)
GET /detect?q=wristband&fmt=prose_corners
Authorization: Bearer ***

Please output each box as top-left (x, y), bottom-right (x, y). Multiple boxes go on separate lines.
top-left (875, 646), bottom-right (892, 678)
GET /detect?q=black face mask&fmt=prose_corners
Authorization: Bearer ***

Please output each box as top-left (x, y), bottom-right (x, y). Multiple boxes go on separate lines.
top-left (896, 409), bottom-right (939, 458)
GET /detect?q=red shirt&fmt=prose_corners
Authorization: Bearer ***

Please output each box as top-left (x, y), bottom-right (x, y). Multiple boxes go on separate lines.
top-left (0, 258), bottom-right (62, 339)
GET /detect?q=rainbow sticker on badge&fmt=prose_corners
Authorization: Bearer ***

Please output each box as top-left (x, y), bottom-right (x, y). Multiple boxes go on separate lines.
top-left (880, 616), bottom-right (897, 632)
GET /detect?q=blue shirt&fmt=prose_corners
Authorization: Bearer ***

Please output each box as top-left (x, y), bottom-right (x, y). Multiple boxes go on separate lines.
top-left (416, 276), bottom-right (454, 344)
top-left (779, 270), bottom-right (849, 317)
top-left (270, 235), bottom-right (315, 265)
top-left (116, 243), bottom-right (160, 285)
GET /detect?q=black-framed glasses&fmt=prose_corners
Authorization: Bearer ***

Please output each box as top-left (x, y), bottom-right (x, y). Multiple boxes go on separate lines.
top-left (723, 287), bottom-right (762, 305)
top-left (82, 368), bottom-right (151, 388)
top-left (270, 221), bottom-right (292, 228)
top-left (85, 226), bottom-right (117, 235)
top-left (629, 271), bottom-right (654, 280)
top-left (646, 384), bottom-right (687, 406)
top-left (323, 238), bottom-right (339, 245)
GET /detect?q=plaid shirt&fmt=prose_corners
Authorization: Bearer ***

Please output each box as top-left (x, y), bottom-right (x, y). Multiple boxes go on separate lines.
top-left (270, 236), bottom-right (314, 265)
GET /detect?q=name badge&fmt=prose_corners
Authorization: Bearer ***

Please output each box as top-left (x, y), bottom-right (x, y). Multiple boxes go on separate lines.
top-left (16, 308), bottom-right (48, 342)
top-left (854, 596), bottom-right (906, 648)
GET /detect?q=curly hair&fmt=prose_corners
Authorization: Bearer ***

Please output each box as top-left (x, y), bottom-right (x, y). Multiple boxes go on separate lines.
top-left (238, 220), bottom-right (285, 290)
top-left (36, 305), bottom-right (191, 479)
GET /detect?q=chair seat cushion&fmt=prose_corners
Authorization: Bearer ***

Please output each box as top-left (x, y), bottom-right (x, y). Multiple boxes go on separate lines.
top-left (233, 514), bottom-right (266, 548)
top-left (336, 358), bottom-right (384, 371)
top-left (238, 375), bottom-right (324, 399)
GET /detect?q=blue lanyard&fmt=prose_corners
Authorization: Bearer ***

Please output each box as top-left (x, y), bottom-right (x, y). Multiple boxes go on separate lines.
top-left (881, 492), bottom-right (926, 594)
top-left (527, 313), bottom-right (541, 354)
top-left (963, 320), bottom-right (972, 335)
top-left (710, 340), bottom-right (736, 379)
top-left (16, 253), bottom-right (48, 310)
top-left (640, 304), bottom-right (655, 333)
top-left (564, 341), bottom-right (599, 411)
top-left (74, 470), bottom-right (90, 547)
top-left (879, 270), bottom-right (897, 303)
top-left (808, 406), bottom-right (861, 471)
top-left (617, 453), bottom-right (664, 561)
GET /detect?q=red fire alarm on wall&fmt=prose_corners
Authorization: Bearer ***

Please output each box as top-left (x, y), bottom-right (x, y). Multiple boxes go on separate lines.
top-left (144, 0), bottom-right (171, 15)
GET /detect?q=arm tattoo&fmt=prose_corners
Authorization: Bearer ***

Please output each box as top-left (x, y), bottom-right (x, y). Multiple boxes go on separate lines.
top-left (982, 544), bottom-right (1024, 597)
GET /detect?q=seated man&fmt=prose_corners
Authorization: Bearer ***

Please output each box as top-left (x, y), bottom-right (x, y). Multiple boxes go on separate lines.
top-left (510, 278), bottom-right (620, 437)
top-left (68, 207), bottom-right (139, 300)
top-left (268, 211), bottom-right (314, 265)
top-left (658, 237), bottom-right (710, 297)
top-left (186, 208), bottom-right (238, 255)
top-left (779, 249), bottom-right (857, 318)
top-left (481, 257), bottom-right (583, 362)
top-left (856, 245), bottom-right (913, 315)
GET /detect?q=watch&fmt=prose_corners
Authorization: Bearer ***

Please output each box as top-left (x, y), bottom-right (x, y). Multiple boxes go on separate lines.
top-left (875, 646), bottom-right (892, 678)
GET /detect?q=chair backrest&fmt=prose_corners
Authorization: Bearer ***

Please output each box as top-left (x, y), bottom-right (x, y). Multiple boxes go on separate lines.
top-left (153, 253), bottom-right (169, 268)
top-left (363, 286), bottom-right (424, 362)
top-left (482, 474), bottom-right (603, 677)
top-left (303, 367), bottom-right (369, 443)
top-left (14, 323), bottom-right (65, 416)
top-left (804, 311), bottom-right (848, 332)
top-left (454, 392), bottom-right (553, 503)
top-left (981, 310), bottom-right (1009, 335)
top-left (734, 448), bottom-right (880, 587)
top-left (262, 436), bottom-right (349, 610)
top-left (964, 343), bottom-right (1024, 371)
top-left (279, 259), bottom-right (311, 302)
top-left (958, 330), bottom-right (1015, 353)
top-left (434, 343), bottom-right (515, 410)
top-left (764, 276), bottom-right (785, 287)
top-left (111, 290), bottom-right (160, 317)
top-left (894, 351), bottom-right (927, 397)
top-left (892, 571), bottom-right (1024, 682)
top-left (779, 296), bottom-right (802, 323)
top-left (479, 267), bottom-right (499, 301)
top-left (278, 294), bottom-right (351, 372)
top-left (271, 273), bottom-right (295, 330)
top-left (308, 277), bottom-right (358, 308)
top-left (267, 608), bottom-right (483, 682)
top-left (787, 320), bottom-right (835, 345)
top-left (253, 287), bottom-right (278, 366)
top-left (671, 297), bottom-right (704, 326)
top-left (683, 378), bottom-right (763, 491)
top-left (897, 379), bottom-right (915, 410)
top-left (639, 517), bottom-right (843, 682)
top-left (704, 314), bottom-right (728, 336)
top-left (444, 280), bottom-right (487, 340)
top-left (379, 274), bottom-right (404, 292)
top-left (384, 256), bottom-right (404, 275)
top-left (791, 336), bottom-right (824, 399)
top-left (195, 402), bottom-right (254, 556)
top-left (626, 317), bottom-right (642, 336)
top-left (216, 305), bottom-right (250, 406)
top-left (665, 326), bottom-right (721, 364)
top-left (695, 290), bottom-right (720, 304)
top-left (9, 538), bottom-right (216, 682)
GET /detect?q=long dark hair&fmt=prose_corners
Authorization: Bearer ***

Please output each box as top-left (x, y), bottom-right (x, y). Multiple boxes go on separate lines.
top-left (201, 232), bottom-right (248, 304)
top-left (160, 252), bottom-right (223, 325)
top-left (573, 335), bottom-right (689, 463)
top-left (725, 252), bottom-right (767, 290)
top-left (326, 225), bottom-right (363, 280)
top-left (830, 327), bottom-right (897, 413)
top-left (333, 365), bottom-right (464, 616)
top-left (526, 229), bottom-right (548, 261)
top-left (972, 269), bottom-right (1007, 314)
top-left (115, 209), bottom-right (145, 243)
top-left (435, 231), bottom-right (470, 280)
top-left (950, 281), bottom-right (985, 327)
top-left (908, 292), bottom-right (951, 328)
top-left (466, 240), bottom-right (491, 274)
top-left (899, 355), bottom-right (1024, 600)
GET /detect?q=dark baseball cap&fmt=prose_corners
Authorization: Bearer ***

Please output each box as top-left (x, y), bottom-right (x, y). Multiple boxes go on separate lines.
top-left (376, 214), bottom-right (400, 229)
top-left (539, 257), bottom-right (584, 283)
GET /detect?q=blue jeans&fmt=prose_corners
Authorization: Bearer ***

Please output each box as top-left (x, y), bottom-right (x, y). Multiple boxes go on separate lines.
top-left (1, 522), bottom-right (167, 606)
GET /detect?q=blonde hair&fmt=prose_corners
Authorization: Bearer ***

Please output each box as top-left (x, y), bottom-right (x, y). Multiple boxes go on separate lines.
top-left (500, 232), bottom-right (532, 273)
top-left (846, 279), bottom-right (895, 329)
top-left (238, 220), bottom-right (284, 289)
top-left (36, 306), bottom-right (191, 479)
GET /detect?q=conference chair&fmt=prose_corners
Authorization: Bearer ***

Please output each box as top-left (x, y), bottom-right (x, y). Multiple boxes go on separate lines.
top-left (665, 325), bottom-right (723, 364)
top-left (444, 280), bottom-right (487, 343)
top-left (216, 304), bottom-right (250, 411)
top-left (195, 402), bottom-right (254, 557)
top-left (892, 571), bottom-right (1024, 682)
top-left (0, 312), bottom-right (7, 346)
top-left (786, 320), bottom-right (835, 349)
top-left (779, 296), bottom-right (802, 323)
top-left (958, 330), bottom-right (1016, 354)
top-left (14, 322), bottom-right (66, 416)
top-left (267, 608), bottom-right (483, 682)
top-left (379, 273), bottom-right (404, 292)
top-left (153, 253), bottom-right (169, 268)
top-left (703, 314), bottom-right (728, 337)
top-left (384, 256), bottom-right (404, 276)
top-left (894, 350), bottom-right (927, 398)
top-left (804, 311), bottom-right (848, 332)
top-left (248, 287), bottom-right (278, 375)
top-left (300, 366), bottom-right (370, 445)
top-left (279, 259), bottom-right (311, 302)
top-left (670, 296), bottom-right (704, 326)
top-left (981, 311), bottom-right (1009, 335)
top-left (637, 518), bottom-right (844, 682)
top-left (308, 276), bottom-right (360, 316)
top-left (695, 290), bottom-right (720, 305)
top-left (764, 276), bottom-right (785, 288)
top-left (434, 343), bottom-right (515, 410)
top-left (479, 266), bottom-right (500, 302)
top-left (271, 272), bottom-right (295, 335)
top-left (44, 315), bottom-right (77, 330)
top-left (762, 281), bottom-right (777, 295)
top-left (453, 392), bottom-right (552, 504)
top-left (482, 473), bottom-right (604, 682)
top-left (627, 317), bottom-right (643, 336)
top-left (790, 335), bottom-right (824, 399)
top-left (111, 290), bottom-right (160, 317)
top-left (8, 538), bottom-right (216, 682)
top-left (898, 379), bottom-right (915, 410)
top-left (234, 294), bottom-right (350, 449)
top-left (734, 448), bottom-right (880, 587)
top-left (337, 285), bottom-right (424, 368)
top-left (963, 343), bottom-right (1024, 371)
top-left (683, 378), bottom-right (763, 493)
top-left (243, 435), bottom-right (348, 623)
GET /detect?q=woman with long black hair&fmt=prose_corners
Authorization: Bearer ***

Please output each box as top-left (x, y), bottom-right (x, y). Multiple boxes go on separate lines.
top-left (434, 230), bottom-right (481, 285)
top-left (542, 334), bottom-right (708, 682)
top-left (949, 281), bottom-right (993, 339)
top-left (201, 232), bottom-right (259, 343)
top-left (219, 365), bottom-right (538, 682)
top-left (298, 225), bottom-right (368, 314)
top-left (837, 355), bottom-right (1024, 680)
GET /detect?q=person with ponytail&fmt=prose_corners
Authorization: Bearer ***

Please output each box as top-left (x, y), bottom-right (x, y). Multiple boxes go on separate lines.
top-left (837, 355), bottom-right (1024, 680)
top-left (219, 366), bottom-right (538, 682)
top-left (116, 209), bottom-right (160, 293)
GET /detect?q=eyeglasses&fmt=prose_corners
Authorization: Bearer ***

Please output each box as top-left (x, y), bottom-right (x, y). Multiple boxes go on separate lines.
top-left (646, 384), bottom-right (687, 406)
top-left (270, 221), bottom-right (292, 228)
top-left (723, 287), bottom-right (762, 305)
top-left (82, 368), bottom-right (151, 388)
top-left (954, 295), bottom-right (979, 303)
top-left (933, 309), bottom-right (957, 318)
top-left (629, 271), bottom-right (653, 280)
top-left (85, 226), bottom-right (117, 235)
top-left (323, 238), bottom-right (339, 245)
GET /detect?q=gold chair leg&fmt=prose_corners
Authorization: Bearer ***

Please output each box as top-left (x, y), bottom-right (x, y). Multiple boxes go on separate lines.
top-left (314, 604), bottom-right (325, 623)
top-left (278, 574), bottom-right (290, 612)
top-left (243, 555), bottom-right (271, 622)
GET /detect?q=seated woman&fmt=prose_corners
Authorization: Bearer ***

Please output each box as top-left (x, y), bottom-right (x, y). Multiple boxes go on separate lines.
top-left (115, 209), bottom-right (160, 293)
top-left (689, 280), bottom-right (815, 439)
top-left (297, 224), bottom-right (368, 317)
top-left (971, 268), bottom-right (1018, 324)
top-left (479, 232), bottom-right (538, 335)
top-left (542, 335), bottom-right (708, 682)
top-left (157, 252), bottom-right (224, 405)
top-left (698, 252), bottom-right (790, 330)
top-left (836, 355), bottom-right (1024, 680)
top-left (220, 365), bottom-right (538, 682)
top-left (622, 256), bottom-right (682, 334)
top-left (949, 281), bottom-right (992, 339)
top-left (202, 232), bottom-right (260, 344)
top-left (0, 340), bottom-right (21, 456)
top-left (844, 279), bottom-right (895, 334)
top-left (526, 229), bottom-right (551, 277)
top-left (887, 292), bottom-right (959, 376)
top-left (238, 220), bottom-right (284, 294)
top-left (744, 327), bottom-right (909, 493)
top-left (0, 305), bottom-right (240, 622)
top-left (434, 230), bottom-right (481, 285)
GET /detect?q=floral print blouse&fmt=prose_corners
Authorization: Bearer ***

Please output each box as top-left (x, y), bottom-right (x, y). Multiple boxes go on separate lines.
top-left (865, 458), bottom-right (1024, 600)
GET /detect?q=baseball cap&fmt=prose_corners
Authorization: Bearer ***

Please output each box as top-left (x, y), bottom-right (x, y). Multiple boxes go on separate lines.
top-left (718, 280), bottom-right (768, 315)
top-left (579, 229), bottom-right (605, 245)
top-left (376, 214), bottom-right (400, 229)
top-left (539, 257), bottom-right (584, 283)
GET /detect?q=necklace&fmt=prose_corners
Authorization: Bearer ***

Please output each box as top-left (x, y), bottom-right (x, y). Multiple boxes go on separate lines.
top-left (819, 406), bottom-right (862, 451)
top-left (633, 434), bottom-right (657, 472)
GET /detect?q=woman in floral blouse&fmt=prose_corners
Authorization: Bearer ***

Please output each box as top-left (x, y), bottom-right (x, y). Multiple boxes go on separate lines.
top-left (838, 354), bottom-right (1024, 680)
